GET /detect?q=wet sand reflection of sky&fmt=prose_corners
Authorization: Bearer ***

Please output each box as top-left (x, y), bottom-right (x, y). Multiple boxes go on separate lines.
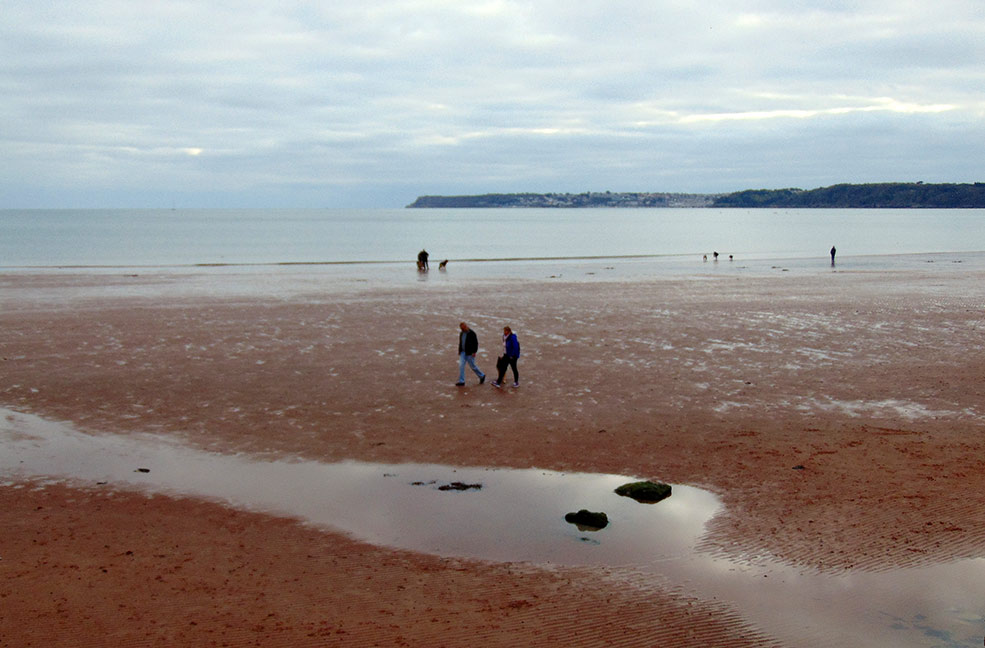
top-left (2, 407), bottom-right (983, 648)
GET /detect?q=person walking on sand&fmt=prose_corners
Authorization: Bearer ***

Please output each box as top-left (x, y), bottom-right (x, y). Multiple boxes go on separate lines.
top-left (456, 322), bottom-right (485, 386)
top-left (830, 245), bottom-right (837, 266)
top-left (491, 326), bottom-right (520, 388)
top-left (418, 249), bottom-right (429, 271)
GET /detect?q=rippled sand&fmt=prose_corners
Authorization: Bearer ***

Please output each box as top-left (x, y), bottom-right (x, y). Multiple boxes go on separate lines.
top-left (3, 257), bottom-right (985, 647)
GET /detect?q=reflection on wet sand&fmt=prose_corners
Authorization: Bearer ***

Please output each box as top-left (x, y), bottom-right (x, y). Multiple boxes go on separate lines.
top-left (2, 407), bottom-right (983, 647)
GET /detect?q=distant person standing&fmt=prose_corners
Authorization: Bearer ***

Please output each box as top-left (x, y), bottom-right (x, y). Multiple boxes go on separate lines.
top-left (418, 249), bottom-right (430, 270)
top-left (492, 326), bottom-right (520, 388)
top-left (830, 245), bottom-right (837, 266)
top-left (456, 322), bottom-right (485, 386)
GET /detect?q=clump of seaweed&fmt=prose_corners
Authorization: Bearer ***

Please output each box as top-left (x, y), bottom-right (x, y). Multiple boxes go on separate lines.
top-left (437, 481), bottom-right (482, 491)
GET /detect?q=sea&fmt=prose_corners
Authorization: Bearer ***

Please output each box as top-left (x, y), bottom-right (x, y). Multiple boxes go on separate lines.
top-left (2, 207), bottom-right (985, 281)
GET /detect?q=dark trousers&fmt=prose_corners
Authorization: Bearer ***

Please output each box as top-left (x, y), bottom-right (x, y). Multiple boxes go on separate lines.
top-left (496, 355), bottom-right (519, 384)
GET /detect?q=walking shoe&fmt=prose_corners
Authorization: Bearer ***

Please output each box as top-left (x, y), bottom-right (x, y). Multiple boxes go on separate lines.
top-left (491, 381), bottom-right (501, 388)
top-left (455, 382), bottom-right (465, 386)
top-left (511, 382), bottom-right (519, 388)
top-left (479, 375), bottom-right (486, 385)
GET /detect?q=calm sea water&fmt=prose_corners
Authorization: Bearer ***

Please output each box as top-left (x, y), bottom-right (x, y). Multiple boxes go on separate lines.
top-left (2, 208), bottom-right (984, 271)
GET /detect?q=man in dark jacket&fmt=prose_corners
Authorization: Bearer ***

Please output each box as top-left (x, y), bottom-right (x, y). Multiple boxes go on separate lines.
top-left (456, 322), bottom-right (485, 386)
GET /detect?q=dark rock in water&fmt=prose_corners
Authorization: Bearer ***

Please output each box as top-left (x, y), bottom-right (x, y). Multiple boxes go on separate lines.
top-left (615, 481), bottom-right (672, 503)
top-left (134, 468), bottom-right (150, 473)
top-left (437, 481), bottom-right (482, 491)
top-left (565, 509), bottom-right (609, 531)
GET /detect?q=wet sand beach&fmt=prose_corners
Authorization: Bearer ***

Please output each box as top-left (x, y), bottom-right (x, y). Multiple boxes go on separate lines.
top-left (3, 258), bottom-right (985, 647)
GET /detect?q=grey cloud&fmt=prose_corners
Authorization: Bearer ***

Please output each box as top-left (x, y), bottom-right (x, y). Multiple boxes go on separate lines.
top-left (1, 0), bottom-right (983, 207)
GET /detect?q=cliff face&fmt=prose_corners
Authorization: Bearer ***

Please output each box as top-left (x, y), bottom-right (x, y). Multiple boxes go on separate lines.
top-left (407, 183), bottom-right (985, 208)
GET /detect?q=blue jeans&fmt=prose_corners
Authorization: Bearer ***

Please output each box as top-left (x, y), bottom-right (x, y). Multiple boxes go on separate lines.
top-left (458, 352), bottom-right (484, 383)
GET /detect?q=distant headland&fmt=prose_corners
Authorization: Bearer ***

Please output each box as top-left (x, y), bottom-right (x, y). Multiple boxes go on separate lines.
top-left (407, 183), bottom-right (985, 208)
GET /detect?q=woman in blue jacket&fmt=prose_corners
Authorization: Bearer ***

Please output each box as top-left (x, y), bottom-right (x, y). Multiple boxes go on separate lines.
top-left (492, 326), bottom-right (520, 387)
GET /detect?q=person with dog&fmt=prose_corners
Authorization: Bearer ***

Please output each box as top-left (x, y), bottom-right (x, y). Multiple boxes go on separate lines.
top-left (491, 326), bottom-right (520, 388)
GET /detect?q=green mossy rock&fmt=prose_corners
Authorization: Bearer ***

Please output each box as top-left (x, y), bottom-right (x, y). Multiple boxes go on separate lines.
top-left (615, 481), bottom-right (672, 503)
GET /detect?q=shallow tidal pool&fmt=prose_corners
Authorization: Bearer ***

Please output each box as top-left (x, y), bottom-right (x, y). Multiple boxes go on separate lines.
top-left (2, 407), bottom-right (983, 648)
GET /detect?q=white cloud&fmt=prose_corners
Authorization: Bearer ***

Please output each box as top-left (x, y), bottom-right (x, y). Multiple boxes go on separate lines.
top-left (677, 98), bottom-right (957, 124)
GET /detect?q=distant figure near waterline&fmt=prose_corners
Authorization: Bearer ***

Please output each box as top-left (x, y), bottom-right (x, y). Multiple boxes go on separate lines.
top-left (417, 249), bottom-right (430, 271)
top-left (713, 251), bottom-right (719, 261)
top-left (439, 259), bottom-right (448, 270)
top-left (830, 245), bottom-right (837, 266)
top-left (703, 254), bottom-right (708, 262)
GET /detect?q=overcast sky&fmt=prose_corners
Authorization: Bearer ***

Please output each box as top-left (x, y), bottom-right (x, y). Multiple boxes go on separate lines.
top-left (2, 1), bottom-right (983, 208)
